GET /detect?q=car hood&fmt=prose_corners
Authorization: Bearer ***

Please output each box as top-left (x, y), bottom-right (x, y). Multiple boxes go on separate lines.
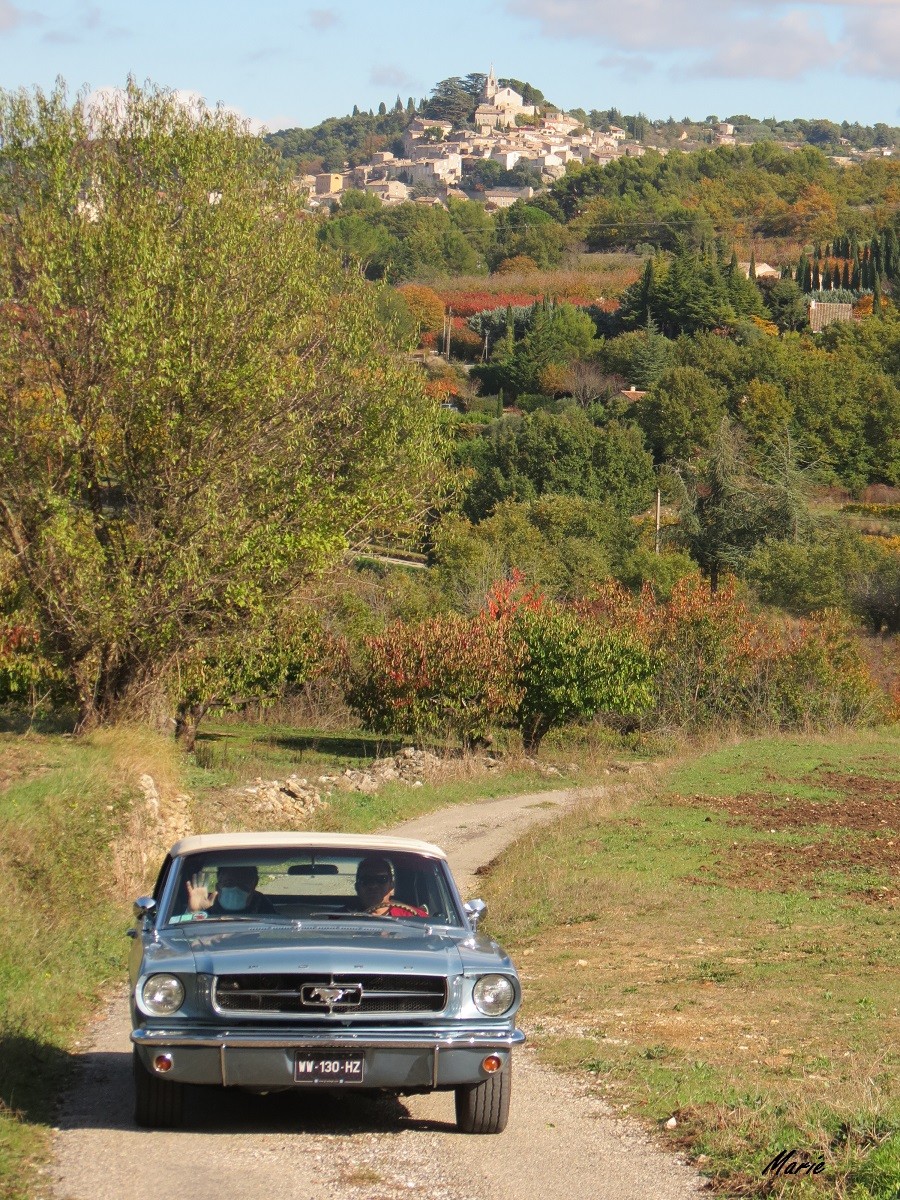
top-left (176, 921), bottom-right (480, 977)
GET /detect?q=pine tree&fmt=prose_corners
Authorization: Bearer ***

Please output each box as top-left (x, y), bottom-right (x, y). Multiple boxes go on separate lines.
top-left (728, 250), bottom-right (739, 277)
top-left (748, 251), bottom-right (757, 281)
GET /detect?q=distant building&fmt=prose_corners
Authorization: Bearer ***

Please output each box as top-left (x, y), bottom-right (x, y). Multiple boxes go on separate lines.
top-left (808, 300), bottom-right (854, 332)
top-left (474, 67), bottom-right (536, 131)
top-left (315, 172), bottom-right (344, 195)
top-left (739, 261), bottom-right (780, 279)
top-left (482, 185), bottom-right (534, 210)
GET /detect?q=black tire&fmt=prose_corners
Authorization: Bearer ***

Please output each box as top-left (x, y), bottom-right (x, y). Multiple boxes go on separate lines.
top-left (454, 1058), bottom-right (511, 1134)
top-left (133, 1047), bottom-right (185, 1128)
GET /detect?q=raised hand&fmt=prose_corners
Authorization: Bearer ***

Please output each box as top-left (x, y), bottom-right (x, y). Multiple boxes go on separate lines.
top-left (186, 874), bottom-right (218, 912)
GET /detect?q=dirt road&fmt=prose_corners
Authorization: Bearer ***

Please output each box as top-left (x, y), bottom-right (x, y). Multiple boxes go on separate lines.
top-left (49, 787), bottom-right (702, 1200)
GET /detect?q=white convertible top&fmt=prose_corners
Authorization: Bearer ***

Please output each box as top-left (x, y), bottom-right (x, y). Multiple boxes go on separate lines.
top-left (168, 831), bottom-right (448, 860)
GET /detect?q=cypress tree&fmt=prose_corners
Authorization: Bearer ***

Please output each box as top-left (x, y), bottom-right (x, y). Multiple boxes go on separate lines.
top-left (638, 256), bottom-right (655, 321)
top-left (803, 261), bottom-right (813, 292)
top-left (842, 261), bottom-right (850, 289)
top-left (796, 252), bottom-right (808, 286)
top-left (748, 251), bottom-right (757, 280)
top-left (812, 261), bottom-right (821, 290)
top-left (407, 97), bottom-right (416, 113)
top-left (850, 231), bottom-right (859, 260)
top-left (873, 274), bottom-right (883, 316)
top-left (851, 261), bottom-right (861, 290)
top-left (885, 228), bottom-right (899, 280)
top-left (728, 250), bottom-right (739, 277)
top-left (822, 263), bottom-right (832, 290)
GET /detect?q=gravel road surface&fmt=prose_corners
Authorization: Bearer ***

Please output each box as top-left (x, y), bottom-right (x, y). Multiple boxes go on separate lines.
top-left (49, 787), bottom-right (702, 1200)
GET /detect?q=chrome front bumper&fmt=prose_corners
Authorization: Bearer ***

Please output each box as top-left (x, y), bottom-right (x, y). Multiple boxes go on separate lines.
top-left (131, 1025), bottom-right (525, 1089)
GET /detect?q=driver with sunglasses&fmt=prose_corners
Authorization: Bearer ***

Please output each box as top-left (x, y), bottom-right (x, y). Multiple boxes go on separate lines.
top-left (352, 855), bottom-right (426, 917)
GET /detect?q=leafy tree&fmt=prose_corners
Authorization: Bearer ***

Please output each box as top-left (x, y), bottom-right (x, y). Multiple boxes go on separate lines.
top-left (666, 419), bottom-right (810, 591)
top-left (511, 606), bottom-right (654, 750)
top-left (459, 406), bottom-right (653, 521)
top-left (424, 77), bottom-right (476, 127)
top-left (637, 367), bottom-right (727, 461)
top-left (432, 496), bottom-right (629, 607)
top-left (0, 81), bottom-right (443, 730)
top-left (760, 277), bottom-right (808, 331)
top-left (489, 202), bottom-right (569, 270)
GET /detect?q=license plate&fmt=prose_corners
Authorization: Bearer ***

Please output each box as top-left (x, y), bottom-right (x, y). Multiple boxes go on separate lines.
top-left (294, 1052), bottom-right (366, 1083)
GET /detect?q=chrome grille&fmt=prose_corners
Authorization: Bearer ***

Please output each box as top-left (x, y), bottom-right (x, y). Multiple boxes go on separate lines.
top-left (214, 973), bottom-right (448, 1015)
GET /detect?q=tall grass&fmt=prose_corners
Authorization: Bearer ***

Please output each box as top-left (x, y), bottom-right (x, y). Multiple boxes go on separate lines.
top-left (0, 727), bottom-right (182, 1199)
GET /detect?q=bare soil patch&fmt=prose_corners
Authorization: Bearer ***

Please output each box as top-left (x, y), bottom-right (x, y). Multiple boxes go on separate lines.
top-left (678, 768), bottom-right (900, 835)
top-left (677, 763), bottom-right (899, 904)
top-left (0, 741), bottom-right (53, 792)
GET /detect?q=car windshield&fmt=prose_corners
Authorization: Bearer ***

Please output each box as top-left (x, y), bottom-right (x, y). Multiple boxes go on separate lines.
top-left (163, 847), bottom-right (464, 927)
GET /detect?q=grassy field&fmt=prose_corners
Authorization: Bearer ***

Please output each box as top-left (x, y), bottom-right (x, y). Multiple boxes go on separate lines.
top-left (482, 728), bottom-right (900, 1199)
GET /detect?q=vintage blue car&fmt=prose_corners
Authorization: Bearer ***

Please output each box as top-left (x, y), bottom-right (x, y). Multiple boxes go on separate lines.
top-left (129, 832), bottom-right (524, 1133)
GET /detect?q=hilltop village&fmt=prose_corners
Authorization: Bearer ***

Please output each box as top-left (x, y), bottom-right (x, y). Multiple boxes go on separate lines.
top-left (300, 68), bottom-right (893, 211)
top-left (305, 69), bottom-right (655, 209)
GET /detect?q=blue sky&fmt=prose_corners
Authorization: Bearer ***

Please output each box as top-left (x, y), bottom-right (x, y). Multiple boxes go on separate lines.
top-left (0, 0), bottom-right (898, 131)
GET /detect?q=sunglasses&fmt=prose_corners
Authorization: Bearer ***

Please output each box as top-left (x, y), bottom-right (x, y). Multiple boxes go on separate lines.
top-left (358, 873), bottom-right (392, 885)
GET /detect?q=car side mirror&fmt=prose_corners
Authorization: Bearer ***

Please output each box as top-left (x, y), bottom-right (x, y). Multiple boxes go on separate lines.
top-left (133, 896), bottom-right (157, 925)
top-left (464, 898), bottom-right (487, 931)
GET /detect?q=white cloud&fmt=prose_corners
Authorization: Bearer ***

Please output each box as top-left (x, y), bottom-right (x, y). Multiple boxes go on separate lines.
top-left (688, 9), bottom-right (837, 78)
top-left (841, 2), bottom-right (900, 76)
top-left (0, 0), bottom-right (40, 33)
top-left (511, 0), bottom-right (900, 81)
top-left (369, 64), bottom-right (414, 88)
top-left (0, 1), bottom-right (22, 31)
top-left (307, 8), bottom-right (339, 31)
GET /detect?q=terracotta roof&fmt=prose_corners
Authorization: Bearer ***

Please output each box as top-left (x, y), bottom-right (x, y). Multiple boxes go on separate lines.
top-left (808, 301), bottom-right (854, 332)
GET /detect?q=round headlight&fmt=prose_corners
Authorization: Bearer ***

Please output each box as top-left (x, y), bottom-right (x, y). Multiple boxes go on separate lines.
top-left (141, 974), bottom-right (185, 1015)
top-left (472, 974), bottom-right (515, 1016)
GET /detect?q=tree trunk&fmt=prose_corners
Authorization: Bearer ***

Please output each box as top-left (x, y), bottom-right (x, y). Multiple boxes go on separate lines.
top-left (521, 712), bottom-right (550, 754)
top-left (174, 703), bottom-right (209, 752)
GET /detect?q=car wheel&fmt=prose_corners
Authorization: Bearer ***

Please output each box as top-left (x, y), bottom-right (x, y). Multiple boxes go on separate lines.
top-left (454, 1058), bottom-right (510, 1134)
top-left (133, 1047), bottom-right (185, 1128)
